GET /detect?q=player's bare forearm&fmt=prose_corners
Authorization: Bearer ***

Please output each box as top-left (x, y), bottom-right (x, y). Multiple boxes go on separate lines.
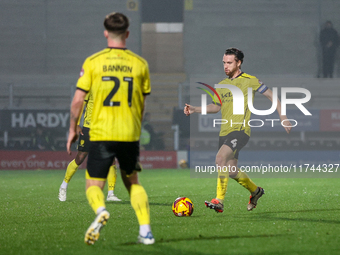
top-left (184, 103), bottom-right (220, 116)
top-left (274, 96), bottom-right (292, 134)
top-left (67, 89), bottom-right (87, 154)
top-left (66, 129), bottom-right (77, 155)
top-left (69, 90), bottom-right (87, 131)
top-left (77, 101), bottom-right (86, 126)
top-left (67, 106), bottom-right (82, 154)
top-left (70, 112), bottom-right (80, 132)
top-left (279, 114), bottom-right (292, 134)
top-left (76, 125), bottom-right (83, 135)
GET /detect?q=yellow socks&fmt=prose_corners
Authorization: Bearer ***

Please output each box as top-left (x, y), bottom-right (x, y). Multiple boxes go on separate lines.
top-left (216, 167), bottom-right (258, 202)
top-left (216, 171), bottom-right (229, 202)
top-left (130, 184), bottom-right (150, 225)
top-left (64, 159), bottom-right (79, 183)
top-left (107, 165), bottom-right (117, 192)
top-left (232, 169), bottom-right (257, 193)
top-left (86, 185), bottom-right (106, 214)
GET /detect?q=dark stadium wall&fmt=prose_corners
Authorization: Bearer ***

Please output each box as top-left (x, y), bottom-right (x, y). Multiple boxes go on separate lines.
top-left (141, 0), bottom-right (183, 23)
top-left (1, 0), bottom-right (339, 78)
top-left (183, 0), bottom-right (340, 77)
top-left (0, 0), bottom-right (141, 76)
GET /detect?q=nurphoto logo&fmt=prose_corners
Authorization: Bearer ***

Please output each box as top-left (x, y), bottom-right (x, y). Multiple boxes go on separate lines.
top-left (197, 82), bottom-right (312, 128)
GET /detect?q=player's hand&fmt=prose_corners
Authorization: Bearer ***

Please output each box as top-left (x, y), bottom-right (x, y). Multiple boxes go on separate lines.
top-left (66, 129), bottom-right (78, 155)
top-left (184, 103), bottom-right (195, 116)
top-left (280, 116), bottom-right (292, 134)
top-left (76, 125), bottom-right (83, 135)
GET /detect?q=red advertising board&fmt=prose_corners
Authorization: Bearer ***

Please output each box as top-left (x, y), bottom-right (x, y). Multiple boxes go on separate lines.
top-left (139, 151), bottom-right (177, 169)
top-left (320, 109), bottom-right (340, 131)
top-left (0, 151), bottom-right (84, 170)
top-left (0, 151), bottom-right (177, 170)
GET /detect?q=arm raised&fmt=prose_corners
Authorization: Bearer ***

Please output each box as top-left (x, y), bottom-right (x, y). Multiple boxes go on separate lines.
top-left (184, 103), bottom-right (221, 116)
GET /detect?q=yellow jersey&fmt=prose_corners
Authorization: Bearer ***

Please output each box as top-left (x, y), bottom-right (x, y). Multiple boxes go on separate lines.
top-left (80, 92), bottom-right (93, 129)
top-left (214, 72), bottom-right (264, 137)
top-left (76, 47), bottom-right (151, 141)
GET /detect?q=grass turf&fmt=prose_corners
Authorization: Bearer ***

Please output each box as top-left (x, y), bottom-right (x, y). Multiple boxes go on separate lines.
top-left (0, 169), bottom-right (339, 255)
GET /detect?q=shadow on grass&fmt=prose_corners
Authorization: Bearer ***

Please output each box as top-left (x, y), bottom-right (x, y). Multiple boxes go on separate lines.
top-left (106, 201), bottom-right (171, 206)
top-left (255, 208), bottom-right (340, 215)
top-left (237, 208), bottom-right (340, 224)
top-left (120, 233), bottom-right (286, 246)
top-left (260, 215), bottom-right (340, 225)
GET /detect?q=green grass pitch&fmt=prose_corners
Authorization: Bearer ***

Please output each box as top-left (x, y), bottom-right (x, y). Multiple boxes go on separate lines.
top-left (1, 169), bottom-right (339, 255)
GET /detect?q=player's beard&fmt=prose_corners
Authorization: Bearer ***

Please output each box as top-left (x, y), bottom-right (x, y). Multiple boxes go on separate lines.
top-left (225, 67), bottom-right (240, 78)
top-left (225, 69), bottom-right (234, 78)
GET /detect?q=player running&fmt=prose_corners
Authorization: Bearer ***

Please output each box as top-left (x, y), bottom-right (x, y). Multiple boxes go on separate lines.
top-left (58, 92), bottom-right (121, 202)
top-left (184, 48), bottom-right (292, 212)
top-left (67, 12), bottom-right (154, 245)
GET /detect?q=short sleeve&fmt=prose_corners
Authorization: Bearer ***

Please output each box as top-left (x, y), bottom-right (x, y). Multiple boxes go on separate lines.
top-left (213, 91), bottom-right (221, 106)
top-left (142, 62), bottom-right (151, 95)
top-left (253, 77), bottom-right (268, 94)
top-left (76, 58), bottom-right (92, 92)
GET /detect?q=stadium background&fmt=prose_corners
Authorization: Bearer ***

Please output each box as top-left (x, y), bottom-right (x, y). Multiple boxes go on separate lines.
top-left (0, 0), bottom-right (339, 170)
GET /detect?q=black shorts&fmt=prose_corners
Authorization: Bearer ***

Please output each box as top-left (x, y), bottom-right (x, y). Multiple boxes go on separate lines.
top-left (87, 141), bottom-right (140, 178)
top-left (77, 127), bottom-right (90, 152)
top-left (218, 131), bottom-right (250, 159)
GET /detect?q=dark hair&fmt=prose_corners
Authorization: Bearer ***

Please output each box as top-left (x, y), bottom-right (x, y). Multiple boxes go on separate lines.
top-left (225, 48), bottom-right (244, 64)
top-left (104, 12), bottom-right (129, 34)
